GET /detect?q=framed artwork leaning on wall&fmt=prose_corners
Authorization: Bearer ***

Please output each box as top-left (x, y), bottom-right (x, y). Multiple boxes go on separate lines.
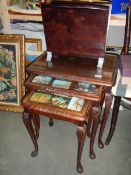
top-left (25, 38), bottom-right (42, 52)
top-left (25, 38), bottom-right (43, 66)
top-left (0, 34), bottom-right (25, 112)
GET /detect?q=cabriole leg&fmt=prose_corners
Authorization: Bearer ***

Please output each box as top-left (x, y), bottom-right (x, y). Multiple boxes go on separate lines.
top-left (76, 124), bottom-right (87, 173)
top-left (105, 96), bottom-right (121, 145)
top-left (23, 110), bottom-right (38, 157)
top-left (87, 114), bottom-right (93, 138)
top-left (49, 118), bottom-right (54, 126)
top-left (90, 106), bottom-right (100, 159)
top-left (98, 92), bottom-right (113, 149)
top-left (32, 113), bottom-right (40, 140)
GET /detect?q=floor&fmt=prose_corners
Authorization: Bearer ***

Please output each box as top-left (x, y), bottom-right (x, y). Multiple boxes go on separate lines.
top-left (0, 108), bottom-right (131, 175)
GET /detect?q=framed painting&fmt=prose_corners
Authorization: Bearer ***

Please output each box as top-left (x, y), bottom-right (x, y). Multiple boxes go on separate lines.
top-left (25, 38), bottom-right (42, 52)
top-left (0, 34), bottom-right (25, 112)
top-left (25, 38), bottom-right (43, 66)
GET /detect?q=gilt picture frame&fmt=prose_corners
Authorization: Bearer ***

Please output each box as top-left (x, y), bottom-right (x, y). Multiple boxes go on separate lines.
top-left (0, 34), bottom-right (25, 112)
top-left (25, 38), bottom-right (42, 52)
top-left (25, 38), bottom-right (42, 66)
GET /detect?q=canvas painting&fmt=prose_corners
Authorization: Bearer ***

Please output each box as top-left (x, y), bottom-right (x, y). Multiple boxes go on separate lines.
top-left (25, 38), bottom-right (43, 66)
top-left (0, 44), bottom-right (17, 103)
top-left (0, 34), bottom-right (25, 112)
top-left (25, 38), bottom-right (42, 52)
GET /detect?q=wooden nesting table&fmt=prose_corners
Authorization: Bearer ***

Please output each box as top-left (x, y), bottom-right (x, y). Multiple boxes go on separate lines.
top-left (22, 52), bottom-right (118, 173)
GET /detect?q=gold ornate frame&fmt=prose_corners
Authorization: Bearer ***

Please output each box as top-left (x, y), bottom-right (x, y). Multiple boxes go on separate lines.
top-left (25, 38), bottom-right (42, 52)
top-left (25, 38), bottom-right (43, 66)
top-left (0, 34), bottom-right (25, 112)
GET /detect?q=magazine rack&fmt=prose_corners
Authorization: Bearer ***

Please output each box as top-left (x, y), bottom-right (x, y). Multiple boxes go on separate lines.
top-left (22, 1), bottom-right (118, 173)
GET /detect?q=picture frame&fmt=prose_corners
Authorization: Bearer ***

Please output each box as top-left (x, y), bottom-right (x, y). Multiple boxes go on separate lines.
top-left (25, 38), bottom-right (43, 66)
top-left (25, 38), bottom-right (42, 52)
top-left (0, 34), bottom-right (25, 112)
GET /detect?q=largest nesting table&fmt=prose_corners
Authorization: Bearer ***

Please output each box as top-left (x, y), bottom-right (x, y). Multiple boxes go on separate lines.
top-left (22, 52), bottom-right (118, 173)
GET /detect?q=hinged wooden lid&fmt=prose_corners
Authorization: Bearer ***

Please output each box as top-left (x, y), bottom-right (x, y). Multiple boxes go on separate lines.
top-left (41, 2), bottom-right (110, 58)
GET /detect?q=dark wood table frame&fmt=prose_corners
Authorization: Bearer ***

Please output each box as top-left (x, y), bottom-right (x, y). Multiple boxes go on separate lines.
top-left (22, 93), bottom-right (101, 173)
top-left (22, 53), bottom-right (118, 173)
top-left (26, 53), bottom-right (118, 147)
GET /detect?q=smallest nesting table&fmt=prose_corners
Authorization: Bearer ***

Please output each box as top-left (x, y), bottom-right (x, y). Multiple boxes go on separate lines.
top-left (22, 90), bottom-right (101, 173)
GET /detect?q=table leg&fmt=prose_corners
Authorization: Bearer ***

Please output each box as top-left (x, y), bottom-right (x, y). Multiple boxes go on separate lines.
top-left (32, 113), bottom-right (40, 140)
top-left (98, 91), bottom-right (113, 149)
top-left (105, 96), bottom-right (121, 145)
top-left (49, 118), bottom-right (54, 126)
top-left (90, 106), bottom-right (100, 159)
top-left (87, 115), bottom-right (93, 138)
top-left (76, 124), bottom-right (87, 173)
top-left (23, 110), bottom-right (39, 157)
